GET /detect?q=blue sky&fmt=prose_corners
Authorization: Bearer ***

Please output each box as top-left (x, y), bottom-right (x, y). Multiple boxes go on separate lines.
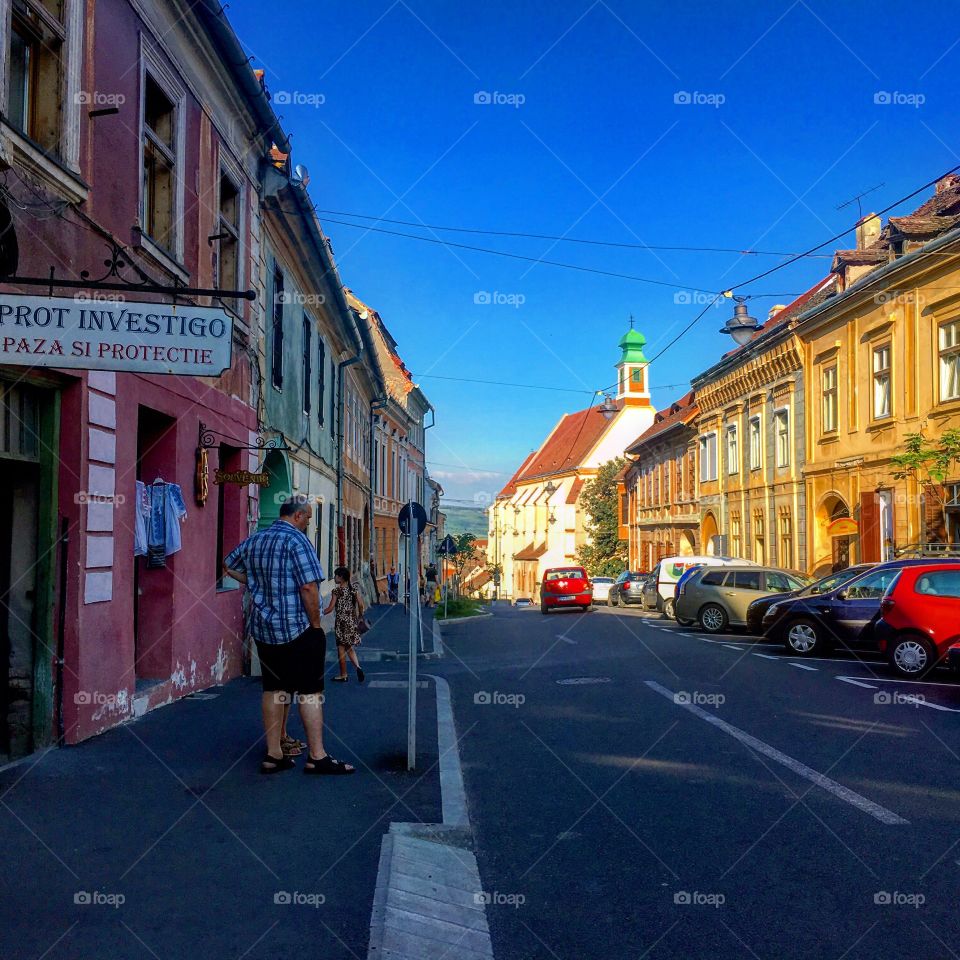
top-left (228, 0), bottom-right (960, 506)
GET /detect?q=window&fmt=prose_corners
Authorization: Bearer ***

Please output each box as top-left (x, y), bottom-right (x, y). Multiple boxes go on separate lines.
top-left (302, 318), bottom-right (312, 414)
top-left (778, 510), bottom-right (793, 569)
top-left (700, 570), bottom-right (727, 587)
top-left (872, 343), bottom-right (892, 419)
top-left (915, 570), bottom-right (960, 598)
top-left (216, 170), bottom-right (241, 292)
top-left (699, 433), bottom-right (718, 482)
top-left (726, 424), bottom-right (739, 475)
top-left (822, 365), bottom-right (838, 432)
top-left (731, 511), bottom-right (741, 557)
top-left (271, 269), bottom-right (284, 389)
top-left (765, 572), bottom-right (795, 594)
top-left (940, 320), bottom-right (960, 402)
top-left (753, 510), bottom-right (765, 564)
top-left (749, 416), bottom-right (761, 470)
top-left (774, 410), bottom-right (789, 467)
top-left (317, 338), bottom-right (326, 426)
top-left (7, 0), bottom-right (66, 153)
top-left (733, 570), bottom-right (762, 591)
top-left (314, 502), bottom-right (323, 558)
top-left (844, 567), bottom-right (899, 599)
top-left (142, 74), bottom-right (178, 253)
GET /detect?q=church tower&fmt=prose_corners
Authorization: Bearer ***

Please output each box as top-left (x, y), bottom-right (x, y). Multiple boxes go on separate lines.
top-left (616, 321), bottom-right (651, 405)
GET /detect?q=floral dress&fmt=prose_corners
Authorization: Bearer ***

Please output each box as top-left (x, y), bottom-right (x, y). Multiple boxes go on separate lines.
top-left (333, 585), bottom-right (362, 648)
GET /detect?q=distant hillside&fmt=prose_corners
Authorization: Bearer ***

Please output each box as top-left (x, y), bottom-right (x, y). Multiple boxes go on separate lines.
top-left (442, 505), bottom-right (487, 538)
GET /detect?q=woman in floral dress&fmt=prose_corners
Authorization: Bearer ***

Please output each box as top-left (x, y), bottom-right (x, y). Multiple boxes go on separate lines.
top-left (325, 566), bottom-right (365, 683)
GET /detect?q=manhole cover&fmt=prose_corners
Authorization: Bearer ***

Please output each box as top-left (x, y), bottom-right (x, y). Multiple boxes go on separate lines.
top-left (556, 677), bottom-right (612, 685)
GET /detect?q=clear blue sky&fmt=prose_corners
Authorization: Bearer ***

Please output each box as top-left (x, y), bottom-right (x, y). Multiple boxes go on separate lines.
top-left (228, 0), bottom-right (959, 506)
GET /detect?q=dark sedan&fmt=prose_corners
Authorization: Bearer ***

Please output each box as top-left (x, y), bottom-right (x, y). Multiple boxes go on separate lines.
top-left (762, 558), bottom-right (960, 656)
top-left (745, 564), bottom-right (872, 635)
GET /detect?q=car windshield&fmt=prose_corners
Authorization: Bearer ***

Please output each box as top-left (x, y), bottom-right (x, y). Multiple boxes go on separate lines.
top-left (842, 567), bottom-right (901, 599)
top-left (544, 569), bottom-right (584, 581)
top-left (800, 567), bottom-right (869, 597)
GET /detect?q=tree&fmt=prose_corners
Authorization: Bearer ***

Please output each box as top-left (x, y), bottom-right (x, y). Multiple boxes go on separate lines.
top-left (575, 458), bottom-right (628, 576)
top-left (890, 429), bottom-right (960, 541)
top-left (451, 533), bottom-right (478, 579)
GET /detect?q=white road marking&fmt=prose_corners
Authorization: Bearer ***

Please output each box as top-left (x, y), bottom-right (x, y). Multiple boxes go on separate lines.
top-left (556, 635), bottom-right (577, 645)
top-left (722, 644), bottom-right (743, 651)
top-left (836, 677), bottom-right (878, 689)
top-left (696, 638), bottom-right (782, 648)
top-left (645, 680), bottom-right (909, 826)
top-left (789, 663), bottom-right (818, 672)
top-left (837, 675), bottom-right (960, 689)
top-left (754, 653), bottom-right (781, 660)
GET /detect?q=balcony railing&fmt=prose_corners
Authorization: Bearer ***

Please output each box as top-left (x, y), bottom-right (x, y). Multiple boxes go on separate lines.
top-left (894, 542), bottom-right (960, 558)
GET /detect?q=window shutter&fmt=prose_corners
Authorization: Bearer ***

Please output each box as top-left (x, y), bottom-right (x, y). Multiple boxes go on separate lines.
top-left (859, 492), bottom-right (881, 563)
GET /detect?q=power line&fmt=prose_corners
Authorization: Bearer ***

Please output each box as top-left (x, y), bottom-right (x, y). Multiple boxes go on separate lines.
top-left (412, 371), bottom-right (695, 395)
top-left (316, 208), bottom-right (832, 259)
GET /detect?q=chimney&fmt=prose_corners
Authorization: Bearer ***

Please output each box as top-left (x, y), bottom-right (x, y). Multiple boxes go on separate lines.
top-left (767, 304), bottom-right (787, 320)
top-left (855, 213), bottom-right (881, 250)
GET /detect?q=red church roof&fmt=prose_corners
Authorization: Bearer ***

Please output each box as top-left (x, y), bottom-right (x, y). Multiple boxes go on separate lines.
top-left (519, 403), bottom-right (618, 482)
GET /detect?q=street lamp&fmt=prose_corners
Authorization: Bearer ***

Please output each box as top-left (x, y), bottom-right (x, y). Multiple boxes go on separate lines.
top-left (720, 297), bottom-right (760, 346)
top-left (599, 394), bottom-right (617, 421)
top-left (544, 480), bottom-right (557, 496)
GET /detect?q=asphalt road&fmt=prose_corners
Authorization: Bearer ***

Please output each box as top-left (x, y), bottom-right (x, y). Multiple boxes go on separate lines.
top-left (438, 601), bottom-right (960, 960)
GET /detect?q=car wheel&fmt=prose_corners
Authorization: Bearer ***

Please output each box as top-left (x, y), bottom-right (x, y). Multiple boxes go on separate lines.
top-left (888, 633), bottom-right (937, 678)
top-left (699, 604), bottom-right (728, 633)
top-left (540, 602), bottom-right (549, 615)
top-left (662, 598), bottom-right (676, 620)
top-left (783, 617), bottom-right (824, 656)
top-left (676, 616), bottom-right (695, 626)
top-left (610, 591), bottom-right (619, 607)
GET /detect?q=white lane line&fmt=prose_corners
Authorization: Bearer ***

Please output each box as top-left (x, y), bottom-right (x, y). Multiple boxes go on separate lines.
top-left (754, 653), bottom-right (781, 660)
top-left (789, 663), bottom-right (818, 671)
top-left (556, 635), bottom-right (577, 645)
top-left (645, 680), bottom-right (909, 826)
top-left (905, 698), bottom-right (960, 713)
top-left (839, 675), bottom-right (960, 689)
top-left (836, 677), bottom-right (878, 689)
top-left (697, 638), bottom-right (782, 648)
top-left (722, 644), bottom-right (743, 651)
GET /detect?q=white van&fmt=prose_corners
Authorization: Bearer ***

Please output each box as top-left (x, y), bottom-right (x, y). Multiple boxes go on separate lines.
top-left (645, 556), bottom-right (760, 620)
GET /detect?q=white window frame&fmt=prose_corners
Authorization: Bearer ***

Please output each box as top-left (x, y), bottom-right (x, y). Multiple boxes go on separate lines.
top-left (773, 408), bottom-right (790, 468)
top-left (822, 364), bottom-right (838, 433)
top-left (138, 36), bottom-right (187, 269)
top-left (749, 416), bottom-right (761, 471)
top-left (939, 319), bottom-right (960, 403)
top-left (725, 423), bottom-right (739, 475)
top-left (699, 432), bottom-right (718, 483)
top-left (872, 342), bottom-right (892, 420)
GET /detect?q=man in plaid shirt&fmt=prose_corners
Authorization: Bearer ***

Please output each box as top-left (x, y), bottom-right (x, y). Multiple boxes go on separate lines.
top-left (223, 495), bottom-right (355, 775)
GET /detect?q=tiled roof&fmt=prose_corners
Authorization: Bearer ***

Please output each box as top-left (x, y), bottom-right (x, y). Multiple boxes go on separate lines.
top-left (514, 542), bottom-right (547, 562)
top-left (626, 390), bottom-right (698, 452)
top-left (497, 453), bottom-right (535, 499)
top-left (566, 478), bottom-right (585, 504)
top-left (519, 403), bottom-right (618, 482)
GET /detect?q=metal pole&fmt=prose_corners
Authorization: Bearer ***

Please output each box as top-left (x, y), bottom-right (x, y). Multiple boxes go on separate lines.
top-left (407, 498), bottom-right (418, 770)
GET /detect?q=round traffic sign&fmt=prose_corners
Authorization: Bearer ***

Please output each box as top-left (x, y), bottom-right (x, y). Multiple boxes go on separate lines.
top-left (398, 502), bottom-right (428, 537)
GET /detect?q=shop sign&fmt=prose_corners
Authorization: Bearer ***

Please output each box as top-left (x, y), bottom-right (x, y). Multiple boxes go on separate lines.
top-left (214, 469), bottom-right (269, 487)
top-left (0, 294), bottom-right (233, 375)
top-left (828, 517), bottom-right (859, 536)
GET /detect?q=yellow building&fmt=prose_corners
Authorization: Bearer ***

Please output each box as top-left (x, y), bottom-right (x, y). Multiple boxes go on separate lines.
top-left (796, 175), bottom-right (960, 574)
top-left (691, 278), bottom-right (837, 572)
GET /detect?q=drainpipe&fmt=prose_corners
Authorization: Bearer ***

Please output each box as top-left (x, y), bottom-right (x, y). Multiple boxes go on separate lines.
top-left (369, 398), bottom-right (387, 593)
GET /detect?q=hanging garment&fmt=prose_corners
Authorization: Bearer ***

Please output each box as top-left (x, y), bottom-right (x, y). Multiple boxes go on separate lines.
top-left (134, 481), bottom-right (151, 557)
top-left (146, 482), bottom-right (188, 568)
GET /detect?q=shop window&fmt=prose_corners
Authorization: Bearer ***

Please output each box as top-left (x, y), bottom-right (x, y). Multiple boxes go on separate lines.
top-left (774, 410), bottom-right (789, 467)
top-left (216, 170), bottom-right (241, 292)
top-left (142, 73), bottom-right (178, 254)
top-left (872, 343), bottom-right (892, 419)
top-left (940, 320), bottom-right (960, 402)
top-left (7, 0), bottom-right (66, 154)
top-left (271, 268), bottom-right (284, 389)
top-left (822, 365), bottom-right (838, 432)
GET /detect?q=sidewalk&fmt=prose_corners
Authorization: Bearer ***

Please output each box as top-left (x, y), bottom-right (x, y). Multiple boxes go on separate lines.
top-left (363, 602), bottom-right (439, 659)
top-left (0, 615), bottom-right (441, 960)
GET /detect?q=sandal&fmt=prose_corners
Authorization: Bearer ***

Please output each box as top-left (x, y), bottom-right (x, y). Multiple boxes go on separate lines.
top-left (282, 735), bottom-right (306, 749)
top-left (281, 741), bottom-right (302, 757)
top-left (332, 676), bottom-right (349, 682)
top-left (303, 754), bottom-right (355, 775)
top-left (260, 753), bottom-right (296, 775)
top-left (356, 666), bottom-right (365, 684)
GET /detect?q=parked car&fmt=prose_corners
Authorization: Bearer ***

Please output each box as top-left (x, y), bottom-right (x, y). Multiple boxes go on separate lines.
top-left (874, 564), bottom-right (960, 677)
top-left (514, 597), bottom-right (533, 608)
top-left (671, 565), bottom-right (705, 624)
top-left (590, 576), bottom-right (616, 605)
top-left (609, 571), bottom-right (648, 607)
top-left (649, 556), bottom-right (759, 619)
top-left (676, 566), bottom-right (811, 633)
top-left (745, 564), bottom-right (873, 635)
top-left (761, 558), bottom-right (960, 656)
top-left (540, 566), bottom-right (593, 614)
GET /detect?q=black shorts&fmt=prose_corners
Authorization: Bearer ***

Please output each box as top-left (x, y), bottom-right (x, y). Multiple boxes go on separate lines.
top-left (256, 626), bottom-right (326, 695)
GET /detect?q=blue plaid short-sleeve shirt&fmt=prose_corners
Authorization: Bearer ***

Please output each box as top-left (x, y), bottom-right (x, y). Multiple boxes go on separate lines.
top-left (224, 520), bottom-right (325, 645)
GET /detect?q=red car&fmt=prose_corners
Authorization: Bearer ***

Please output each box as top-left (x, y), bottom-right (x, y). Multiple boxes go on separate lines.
top-left (540, 567), bottom-right (593, 614)
top-left (875, 564), bottom-right (960, 677)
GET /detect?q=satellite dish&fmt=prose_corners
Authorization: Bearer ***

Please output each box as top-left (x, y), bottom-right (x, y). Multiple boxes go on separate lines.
top-left (295, 164), bottom-right (310, 187)
top-left (0, 201), bottom-right (18, 279)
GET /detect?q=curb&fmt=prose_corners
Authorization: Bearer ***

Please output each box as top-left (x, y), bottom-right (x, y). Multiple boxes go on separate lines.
top-left (434, 611), bottom-right (493, 625)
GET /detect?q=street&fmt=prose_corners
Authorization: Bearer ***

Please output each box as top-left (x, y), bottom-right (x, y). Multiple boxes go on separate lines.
top-left (439, 602), bottom-right (960, 959)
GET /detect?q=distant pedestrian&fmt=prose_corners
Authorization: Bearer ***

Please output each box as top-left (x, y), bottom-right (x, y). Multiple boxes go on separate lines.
top-left (387, 566), bottom-right (400, 604)
top-left (425, 563), bottom-right (439, 608)
top-left (223, 495), bottom-right (355, 776)
top-left (325, 567), bottom-right (366, 683)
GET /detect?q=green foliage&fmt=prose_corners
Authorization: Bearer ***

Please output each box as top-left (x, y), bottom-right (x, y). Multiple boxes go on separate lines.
top-left (435, 597), bottom-right (486, 620)
top-left (452, 533), bottom-right (478, 577)
top-left (575, 458), bottom-right (628, 577)
top-left (891, 430), bottom-right (960, 493)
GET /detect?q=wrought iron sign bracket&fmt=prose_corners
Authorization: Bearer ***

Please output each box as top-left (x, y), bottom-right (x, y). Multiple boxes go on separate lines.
top-left (198, 422), bottom-right (290, 452)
